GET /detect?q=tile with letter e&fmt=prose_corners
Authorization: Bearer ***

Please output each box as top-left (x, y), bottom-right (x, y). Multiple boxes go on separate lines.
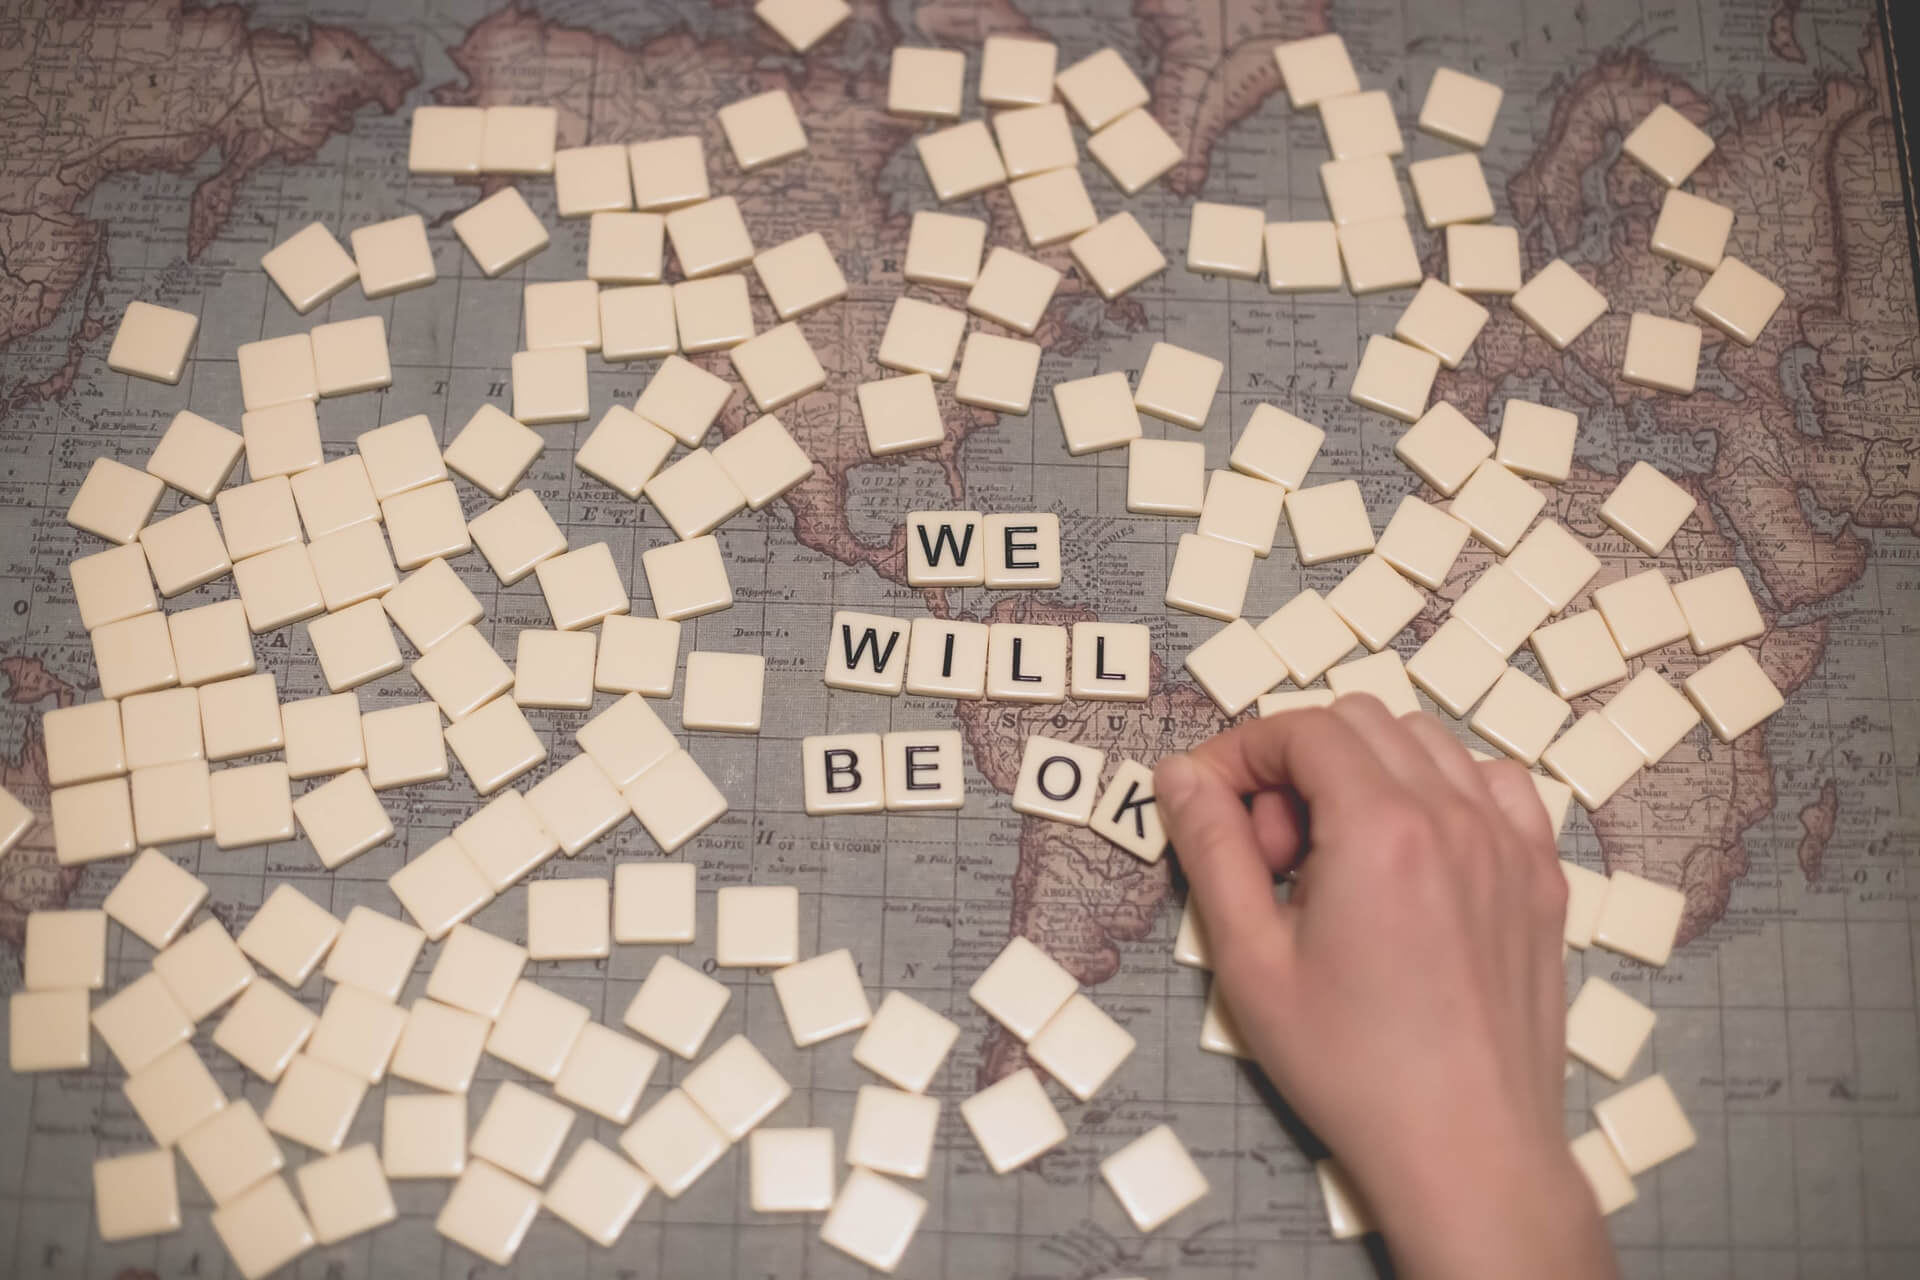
top-left (883, 730), bottom-right (964, 810)
top-left (983, 512), bottom-right (1059, 588)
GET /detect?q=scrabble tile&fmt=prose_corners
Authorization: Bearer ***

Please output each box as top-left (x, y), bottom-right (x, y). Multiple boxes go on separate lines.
top-left (1512, 258), bottom-right (1609, 349)
top-left (1117, 438), bottom-right (1206, 520)
top-left (970, 933), bottom-right (1078, 1041)
top-left (305, 984), bottom-right (405, 1083)
top-left (1326, 554), bottom-right (1426, 651)
top-left (379, 566), bottom-right (477, 659)
top-left (915, 118), bottom-right (1007, 201)
top-left (718, 89), bottom-right (808, 171)
top-left (979, 33), bottom-right (1057, 105)
top-left (817, 613), bottom-right (906, 698)
top-left (1272, 31), bottom-right (1357, 106)
top-left (1348, 333), bottom-right (1439, 422)
top-left (131, 757), bottom-right (215, 846)
top-left (1134, 341), bottom-right (1222, 429)
top-left (138, 504), bottom-right (232, 597)
top-left (50, 774), bottom-right (137, 864)
top-left (1286, 479), bottom-right (1375, 564)
top-left (1650, 188), bottom-right (1733, 271)
top-left (899, 514), bottom-right (987, 592)
top-left (1320, 154), bottom-right (1404, 225)
top-left (1394, 278), bottom-right (1490, 369)
top-left (349, 213), bottom-right (435, 297)
top-left (444, 403), bottom-right (544, 499)
top-left (1592, 869), bottom-right (1685, 967)
top-left (381, 479), bottom-right (469, 570)
top-left (959, 1067), bottom-right (1067, 1173)
top-left (821, 1167), bottom-right (928, 1273)
top-left (672, 273), bottom-right (755, 352)
top-left (1594, 1072), bottom-right (1696, 1176)
top-left (210, 1174), bottom-right (317, 1278)
top-left (965, 245), bottom-right (1061, 334)
top-left (1418, 67), bottom-right (1503, 147)
top-left (307, 521), bottom-right (398, 611)
top-left (1253, 590), bottom-right (1357, 686)
top-left (1600, 668), bottom-right (1699, 765)
top-left (1600, 460), bottom-right (1695, 556)
top-left (1405, 616), bottom-right (1507, 717)
top-left (468, 489), bottom-right (566, 587)
top-left (899, 617), bottom-right (987, 698)
top-left (1567, 1128), bottom-right (1638, 1217)
top-left (0, 790), bottom-right (34, 866)
top-left (542, 1140), bottom-right (652, 1245)
top-left (310, 314), bottom-right (391, 398)
top-left (236, 332), bottom-right (317, 411)
top-left (510, 346), bottom-right (590, 424)
top-left (1101, 1124), bottom-right (1208, 1232)
top-left (1451, 459), bottom-right (1545, 554)
top-left (852, 992), bottom-right (959, 1095)
top-left (955, 332), bottom-right (1043, 414)
top-left (107, 300), bottom-right (199, 384)
top-left (147, 410), bottom-right (243, 501)
top-left (1163, 531), bottom-right (1252, 621)
top-left (434, 1160), bottom-right (539, 1265)
top-left (1692, 256), bottom-right (1784, 345)
top-left (1453, 562), bottom-right (1552, 656)
top-left (1541, 712), bottom-right (1643, 810)
top-left (1009, 167), bottom-right (1098, 246)
top-left (444, 694), bottom-right (546, 794)
top-left (1070, 209), bottom-right (1168, 300)
top-left (1625, 311), bottom-right (1709, 399)
top-left (217, 475), bottom-right (303, 562)
top-left (709, 416), bottom-right (811, 514)
top-left (209, 760), bottom-right (294, 848)
top-left (731, 321), bottom-right (827, 413)
top-left (679, 650), bottom-right (765, 732)
top-left (1059, 624), bottom-right (1149, 708)
top-left (628, 135), bottom-right (710, 210)
top-left (1393, 404), bottom-right (1489, 498)
top-left (167, 600), bottom-right (253, 688)
top-left (382, 1093), bottom-right (467, 1179)
top-left (623, 954), bottom-right (730, 1058)
top-left (451, 188), bottom-right (550, 277)
top-left (1408, 152), bottom-right (1495, 227)
top-left (387, 837), bottom-right (491, 939)
top-left (1374, 495), bottom-right (1470, 591)
top-left (293, 769), bottom-right (393, 869)
top-left (633, 358), bottom-right (730, 450)
top-left (388, 998), bottom-right (490, 1093)
top-left (584, 616), bottom-right (680, 701)
top-left (1335, 215), bottom-right (1422, 293)
top-left (1055, 46), bottom-right (1149, 130)
top-left (307, 598), bottom-right (403, 692)
top-left (1171, 897), bottom-right (1216, 969)
top-left (1594, 568), bottom-right (1689, 657)
top-left (1469, 667), bottom-right (1570, 764)
top-left (1178, 203), bottom-right (1267, 283)
top-left (23, 908), bottom-right (105, 993)
top-left (1565, 973), bottom-right (1656, 1081)
top-left (470, 1079), bottom-right (574, 1183)
top-left (715, 883), bottom-right (799, 968)
top-left (856, 373), bottom-right (946, 456)
top-left (522, 279), bottom-right (601, 353)
top-left (534, 541), bottom-right (629, 631)
top-left (408, 104), bottom-right (484, 174)
top-left (296, 1143), bottom-right (395, 1246)
top-left (990, 102), bottom-right (1074, 181)
top-left (587, 211), bottom-right (665, 285)
top-left (1555, 860), bottom-right (1609, 949)
top-left (179, 1101), bottom-right (284, 1205)
top-left (426, 923), bottom-right (527, 1019)
top-left (553, 143), bottom-right (633, 217)
top-left (1316, 1159), bottom-right (1373, 1238)
top-left (1261, 219), bottom-right (1349, 297)
top-left (1622, 103), bottom-right (1714, 186)
top-left (486, 979), bottom-right (590, 1080)
top-left (512, 628), bottom-right (595, 711)
top-left (1028, 992), bottom-right (1135, 1101)
top-left (904, 210), bottom-right (986, 288)
top-left (1685, 643), bottom-right (1785, 741)
top-left (642, 535), bottom-right (732, 620)
top-left (744, 243), bottom-right (844, 340)
top-left (613, 861), bottom-right (696, 945)
top-left (1319, 89), bottom-right (1402, 159)
top-left (984, 623), bottom-right (1066, 703)
top-left (625, 749), bottom-right (728, 852)
top-left (92, 969), bottom-right (191, 1070)
top-left (198, 671), bottom-right (283, 761)
top-left (1185, 617), bottom-right (1286, 717)
top-left (666, 195), bottom-right (755, 278)
top-left (1325, 649), bottom-right (1421, 717)
top-left (93, 1148), bottom-right (180, 1241)
top-left (574, 411), bottom-right (672, 503)
top-left (555, 1022), bottom-right (659, 1123)
top-left (527, 756), bottom-right (629, 856)
top-left (877, 296), bottom-right (965, 381)
top-left (240, 401), bottom-right (324, 480)
top-left (773, 947), bottom-right (872, 1046)
top-left (888, 45), bottom-right (966, 118)
top-left (618, 1090), bottom-right (729, 1197)
top-left (1672, 565), bottom-right (1765, 654)
top-left (211, 980), bottom-right (315, 1081)
top-left (1490, 400), bottom-right (1577, 484)
top-left (71, 543), bottom-right (157, 635)
top-left (845, 1085), bottom-right (940, 1181)
top-left (281, 691), bottom-right (363, 779)
top-left (45, 699), bottom-right (128, 786)
top-left (576, 694), bottom-right (678, 793)
top-left (102, 848), bottom-right (207, 950)
top-left (480, 104), bottom-right (557, 174)
top-left (264, 1052), bottom-right (366, 1153)
top-left (1530, 609), bottom-right (1630, 698)
top-left (747, 1127), bottom-right (834, 1214)
top-left (1087, 107), bottom-right (1183, 194)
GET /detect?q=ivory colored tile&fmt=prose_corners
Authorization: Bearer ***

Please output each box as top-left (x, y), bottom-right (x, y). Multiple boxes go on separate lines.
top-left (451, 187), bottom-right (550, 277)
top-left (577, 406), bottom-right (674, 500)
top-left (889, 45), bottom-right (965, 119)
top-left (281, 691), bottom-right (363, 779)
top-left (965, 245), bottom-right (1061, 334)
top-left (240, 401), bottom-right (324, 480)
top-left (773, 947), bottom-right (872, 1046)
top-left (1530, 609), bottom-right (1630, 699)
top-left (1601, 668), bottom-right (1699, 765)
top-left (296, 1143), bottom-right (395, 1245)
top-left (628, 136), bottom-right (709, 211)
top-left (510, 346), bottom-right (590, 424)
top-left (641, 535), bottom-right (732, 622)
top-left (381, 479), bottom-right (469, 570)
top-left (1264, 220), bottom-right (1343, 292)
top-left (750, 238), bottom-right (844, 330)
top-left (821, 1167), bottom-right (927, 1273)
top-left (1126, 437), bottom-right (1205, 516)
top-left (877, 296), bottom-right (965, 382)
top-left (137, 505), bottom-right (231, 596)
top-left (712, 414), bottom-right (812, 511)
top-left (680, 650), bottom-right (765, 732)
top-left (179, 1100), bottom-right (284, 1205)
top-left (486, 979), bottom-right (590, 1081)
top-left (94, 1148), bottom-right (180, 1240)
top-left (1087, 757), bottom-right (1166, 862)
top-left (388, 997), bottom-right (490, 1093)
top-left (1622, 103), bottom-right (1714, 186)
top-left (444, 404), bottom-right (544, 499)
top-left (625, 749), bottom-right (728, 852)
top-left (306, 521), bottom-right (398, 611)
top-left (1326, 649), bottom-right (1422, 717)
top-left (883, 729), bottom-right (965, 810)
top-left (1319, 89), bottom-right (1401, 160)
top-left (618, 1089), bottom-right (729, 1197)
top-left (1375, 495), bottom-right (1470, 590)
top-left (92, 970), bottom-right (191, 1071)
top-left (480, 104), bottom-right (556, 174)
top-left (1622, 312), bottom-right (1702, 395)
top-left (665, 196), bottom-right (755, 279)
top-left (264, 1053), bottom-right (366, 1153)
top-left (632, 360), bottom-right (728, 451)
top-left (210, 1174), bottom-right (315, 1279)
top-left (1055, 46), bottom-right (1149, 130)
top-left (71, 542), bottom-right (157, 634)
top-left (672, 273), bottom-right (755, 352)
top-left (1493, 399), bottom-right (1578, 484)
top-left (1565, 974), bottom-right (1656, 1080)
top-left (522, 279), bottom-right (601, 353)
top-left (822, 610), bottom-right (909, 700)
top-left (980, 511), bottom-right (1059, 589)
top-left (543, 1139), bottom-right (653, 1245)
top-left (1320, 154), bottom-right (1404, 225)
top-left (468, 489), bottom-right (566, 586)
top-left (715, 883), bottom-right (799, 968)
top-left (306, 598), bottom-right (402, 692)
top-left (1028, 993), bottom-right (1135, 1101)
top-left (613, 861), bottom-right (696, 945)
top-left (1349, 334), bottom-right (1439, 422)
top-left (1405, 616), bottom-right (1505, 717)
top-left (1594, 1072), bottom-right (1696, 1176)
top-left (349, 214), bottom-right (435, 297)
top-left (1651, 188), bottom-right (1733, 271)
top-left (1541, 712), bottom-right (1643, 811)
top-left (1600, 460), bottom-right (1695, 556)
top-left (198, 672), bottom-right (283, 761)
top-left (526, 877), bottom-right (612, 959)
top-left (553, 144), bottom-right (632, 218)
top-left (1672, 565), bottom-right (1765, 653)
top-left (310, 314), bottom-right (392, 397)
top-left (44, 699), bottom-right (126, 787)
top-left (749, 1127), bottom-right (835, 1212)
top-left (1101, 1124), bottom-right (1208, 1232)
top-left (572, 696), bottom-right (675, 797)
top-left (215, 476), bottom-right (302, 564)
top-left (1165, 533), bottom-right (1254, 621)
top-left (1072, 210), bottom-right (1168, 299)
top-left (555, 1022), bottom-right (659, 1124)
top-left (915, 118), bottom-right (1007, 201)
top-left (1692, 256), bottom-right (1784, 345)
top-left (1087, 107), bottom-right (1182, 194)
top-left (323, 904), bottom-right (422, 1000)
top-left (1172, 897), bottom-right (1215, 968)
top-left (236, 883), bottom-right (339, 987)
top-left (959, 1067), bottom-right (1067, 1172)
top-left (992, 102), bottom-right (1076, 179)
top-left (1451, 458), bottom-right (1545, 555)
top-left (1395, 278), bottom-right (1490, 369)
top-left (1408, 152), bottom-right (1495, 227)
top-left (305, 983), bottom-right (405, 1084)
top-left (471, 1080), bottom-right (575, 1183)
top-left (1684, 644), bottom-right (1785, 741)
top-left (853, 992), bottom-right (959, 1094)
top-left (1185, 617), bottom-right (1286, 717)
top-left (954, 332), bottom-right (1043, 415)
top-left (588, 211), bottom-right (665, 285)
top-left (1286, 479), bottom-right (1375, 564)
top-left (107, 300), bottom-right (199, 384)
top-left (211, 980), bottom-right (315, 1082)
top-left (167, 599), bottom-right (254, 687)
top-left (718, 89), bottom-right (808, 171)
top-left (1469, 667), bottom-right (1570, 764)
top-left (1326, 554), bottom-right (1426, 651)
top-left (856, 373), bottom-right (945, 457)
top-left (425, 922), bottom-right (527, 1020)
top-left (533, 542), bottom-right (627, 633)
top-left (1134, 342), bottom-right (1223, 430)
top-left (1316, 1159), bottom-right (1373, 1239)
top-left (1272, 31), bottom-right (1357, 106)
top-left (1453, 563), bottom-right (1552, 656)
top-left (1512, 258), bottom-right (1609, 349)
top-left (23, 908), bottom-right (104, 994)
top-left (1009, 167), bottom-right (1097, 247)
top-left (1419, 67), bottom-right (1502, 147)
top-left (147, 410), bottom-right (242, 501)
top-left (1560, 860), bottom-right (1610, 949)
top-left (1337, 216), bottom-right (1423, 293)
top-left (103, 849), bottom-right (206, 950)
top-left (1593, 869), bottom-right (1686, 968)
top-left (903, 510), bottom-right (983, 586)
top-left (1395, 402), bottom-right (1493, 496)
top-left (1594, 568), bottom-right (1689, 658)
top-left (985, 623), bottom-right (1067, 703)
top-left (131, 758), bottom-right (215, 846)
top-left (980, 35), bottom-right (1057, 106)
top-left (624, 954), bottom-right (730, 1058)
top-left (904, 210), bottom-right (986, 288)
top-left (1255, 590), bottom-right (1359, 686)
top-left (382, 1092), bottom-right (467, 1179)
top-left (120, 687), bottom-right (205, 772)
top-left (444, 694), bottom-right (547, 795)
top-left (646, 448), bottom-right (747, 542)
top-left (51, 775), bottom-right (137, 865)
top-left (512, 628), bottom-right (595, 711)
top-left (387, 837), bottom-right (491, 939)
top-left (435, 1160), bottom-right (540, 1265)
top-left (1181, 202), bottom-right (1265, 280)
top-left (1445, 221), bottom-right (1522, 295)
top-left (683, 1032), bottom-right (791, 1142)
top-left (970, 934), bottom-right (1077, 1040)
top-left (1570, 1128), bottom-right (1637, 1216)
top-left (236, 332), bottom-right (317, 411)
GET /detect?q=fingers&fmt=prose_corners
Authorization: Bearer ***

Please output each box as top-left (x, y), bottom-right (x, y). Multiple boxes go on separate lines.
top-left (1331, 695), bottom-right (1456, 795)
top-left (1249, 787), bottom-right (1306, 873)
top-left (1187, 702), bottom-right (1396, 819)
top-left (1480, 757), bottom-right (1558, 861)
top-left (1155, 753), bottom-right (1297, 986)
top-left (1397, 711), bottom-right (1493, 801)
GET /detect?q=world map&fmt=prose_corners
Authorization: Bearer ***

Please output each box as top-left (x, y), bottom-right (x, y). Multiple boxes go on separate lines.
top-left (0, 0), bottom-right (1916, 1275)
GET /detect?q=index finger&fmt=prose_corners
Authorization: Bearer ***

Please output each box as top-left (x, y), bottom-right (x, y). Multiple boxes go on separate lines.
top-left (1188, 704), bottom-right (1398, 814)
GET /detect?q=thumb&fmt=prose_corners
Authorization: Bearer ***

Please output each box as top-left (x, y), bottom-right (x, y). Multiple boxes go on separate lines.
top-left (1157, 753), bottom-right (1297, 991)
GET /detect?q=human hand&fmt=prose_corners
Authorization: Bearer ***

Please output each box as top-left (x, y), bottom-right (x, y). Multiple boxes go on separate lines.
top-left (1154, 695), bottom-right (1614, 1280)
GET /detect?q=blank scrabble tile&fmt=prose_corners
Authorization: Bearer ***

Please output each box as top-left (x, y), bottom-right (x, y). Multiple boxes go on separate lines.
top-left (131, 758), bottom-right (215, 846)
top-left (281, 691), bottom-right (363, 779)
top-left (587, 212), bottom-right (665, 287)
top-left (424, 923), bottom-right (526, 1022)
top-left (641, 534), bottom-right (732, 620)
top-left (444, 404), bottom-right (543, 500)
top-left (526, 877), bottom-right (612, 962)
top-left (844, 1086), bottom-right (940, 1184)
top-left (1086, 107), bottom-right (1182, 194)
top-left (747, 1127), bottom-right (834, 1214)
top-left (772, 947), bottom-right (872, 1046)
top-left (1419, 67), bottom-right (1503, 147)
top-left (1445, 222), bottom-right (1522, 295)
top-left (307, 599), bottom-right (402, 692)
top-left (167, 599), bottom-right (253, 687)
top-left (107, 300), bottom-right (199, 384)
top-left (528, 755), bottom-right (630, 857)
top-left (954, 332), bottom-right (1042, 415)
top-left (387, 837), bottom-right (490, 940)
top-left (1395, 278), bottom-right (1490, 369)
top-left (556, 1021), bottom-right (659, 1124)
top-left (378, 567), bottom-right (477, 660)
top-left (712, 884), bottom-right (798, 970)
top-left (1335, 215), bottom-right (1422, 294)
top-left (1133, 342), bottom-right (1221, 430)
top-left (310, 314), bottom-right (391, 398)
top-left (1570, 1128), bottom-right (1638, 1216)
top-left (297, 1144), bottom-right (396, 1246)
top-left (1594, 568), bottom-right (1689, 657)
top-left (409, 104), bottom-right (483, 174)
top-left (854, 373), bottom-right (945, 458)
top-left (719, 89), bottom-right (808, 171)
top-left (23, 908), bottom-right (105, 993)
top-left (889, 45), bottom-right (965, 118)
top-left (990, 102), bottom-right (1074, 181)
top-left (746, 241), bottom-right (843, 333)
top-left (1651, 188), bottom-right (1733, 270)
top-left (209, 760), bottom-right (294, 848)
top-left (435, 1160), bottom-right (539, 1265)
top-left (211, 980), bottom-right (315, 1081)
top-left (1316, 1159), bottom-right (1373, 1239)
top-left (1182, 203), bottom-right (1265, 280)
top-left (1319, 89), bottom-right (1401, 160)
top-left (971, 933), bottom-right (1077, 1040)
top-left (619, 1090), bottom-right (728, 1197)
top-left (576, 410), bottom-right (673, 502)
top-left (379, 479), bottom-right (468, 570)
top-left (1055, 46), bottom-right (1149, 130)
top-left (486, 979), bottom-right (591, 1081)
top-left (1101, 1124), bottom-right (1208, 1232)
top-left (382, 1093), bottom-right (467, 1179)
top-left (553, 144), bottom-right (632, 218)
top-left (1320, 154), bottom-right (1404, 225)
top-left (510, 347), bottom-right (590, 425)
top-left (1375, 495), bottom-right (1470, 590)
top-left (1408, 153), bottom-right (1495, 228)
top-left (148, 410), bottom-right (243, 501)
top-left (240, 401), bottom-right (324, 481)
top-left (1541, 712), bottom-right (1642, 810)
top-left (1558, 860), bottom-right (1610, 948)
top-left (45, 699), bottom-right (127, 786)
top-left (468, 492), bottom-right (566, 590)
top-left (1162, 532), bottom-right (1252, 621)
top-left (625, 748), bottom-right (729, 853)
top-left (305, 983), bottom-right (405, 1084)
top-left (215, 478), bottom-right (301, 565)
top-left (959, 1067), bottom-right (1067, 1173)
top-left (103, 848), bottom-right (206, 950)
top-left (444, 695), bottom-right (546, 795)
top-left (451, 188), bottom-right (550, 277)
top-left (535, 541), bottom-right (630, 630)
top-left (292, 767), bottom-right (393, 868)
top-left (1194, 469), bottom-right (1284, 558)
top-left (387, 997), bottom-right (490, 1093)
top-left (1009, 167), bottom-right (1097, 246)
top-left (264, 1052), bottom-right (366, 1153)
top-left (1470, 667), bottom-right (1569, 764)
top-left (1622, 104), bottom-right (1714, 186)
top-left (821, 1167), bottom-right (928, 1273)
top-left (543, 1140), bottom-right (652, 1245)
top-left (1622, 312), bottom-right (1702, 395)
top-left (1593, 868), bottom-right (1687, 967)
top-left (451, 789), bottom-right (556, 894)
top-left (350, 213), bottom-right (436, 298)
top-left (1530, 609), bottom-right (1630, 698)
top-left (1253, 590), bottom-right (1356, 686)
top-left (470, 1080), bottom-right (574, 1183)
top-left (628, 135), bottom-right (709, 211)
top-left (1600, 460), bottom-right (1695, 556)
top-left (522, 280), bottom-right (601, 354)
top-left (678, 650), bottom-right (764, 732)
top-left (92, 969), bottom-right (191, 1071)
top-left (1286, 480), bottom-right (1375, 564)
top-left (1594, 1072), bottom-right (1696, 1176)
top-left (1272, 32), bottom-right (1358, 107)
top-left (1070, 210), bottom-right (1168, 300)
top-left (665, 196), bottom-right (755, 279)
top-left (1028, 992), bottom-right (1135, 1101)
top-left (583, 618), bottom-right (680, 703)
top-left (904, 210), bottom-right (986, 288)
top-left (179, 1100), bottom-right (283, 1207)
top-left (480, 105), bottom-right (556, 174)
top-left (1493, 400), bottom-right (1578, 484)
top-left (1326, 554), bottom-right (1425, 651)
top-left (198, 671), bottom-right (283, 761)
top-left (978, 34), bottom-right (1057, 106)
top-left (51, 774), bottom-right (137, 864)
top-left (1119, 438), bottom-right (1204, 518)
top-left (1672, 566), bottom-right (1764, 653)
top-left (1692, 256), bottom-right (1784, 345)
top-left (1601, 668), bottom-right (1700, 764)
top-left (624, 954), bottom-right (729, 1058)
top-left (1565, 974), bottom-right (1656, 1080)
top-left (93, 1148), bottom-right (181, 1241)
top-left (877, 297), bottom-right (966, 382)
top-left (1453, 563), bottom-right (1552, 656)
top-left (1512, 259), bottom-right (1609, 349)
top-left (1264, 220), bottom-right (1343, 292)
top-left (965, 247), bottom-right (1061, 336)
top-left (1451, 459), bottom-right (1544, 554)
top-left (237, 333), bottom-right (316, 411)
top-left (1181, 617), bottom-right (1283, 716)
top-left (512, 628), bottom-right (596, 710)
top-left (71, 542), bottom-right (158, 633)
top-left (307, 521), bottom-right (398, 611)
top-left (1684, 644), bottom-right (1785, 741)
top-left (1405, 616), bottom-right (1506, 717)
top-left (137, 505), bottom-right (231, 597)
top-left (672, 273), bottom-right (755, 352)
top-left (853, 993), bottom-right (959, 1095)
top-left (1327, 651), bottom-right (1423, 718)
top-left (210, 1174), bottom-right (317, 1278)
top-left (632, 362), bottom-right (728, 452)
top-left (711, 414), bottom-right (810, 512)
top-left (1349, 334), bottom-right (1439, 421)
top-left (730, 321), bottom-right (826, 412)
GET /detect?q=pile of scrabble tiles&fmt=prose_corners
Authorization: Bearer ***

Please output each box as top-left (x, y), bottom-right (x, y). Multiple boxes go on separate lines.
top-left (7, 0), bottom-right (1789, 1271)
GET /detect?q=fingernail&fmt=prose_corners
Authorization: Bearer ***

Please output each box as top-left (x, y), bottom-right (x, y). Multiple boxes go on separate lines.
top-left (1154, 753), bottom-right (1199, 805)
